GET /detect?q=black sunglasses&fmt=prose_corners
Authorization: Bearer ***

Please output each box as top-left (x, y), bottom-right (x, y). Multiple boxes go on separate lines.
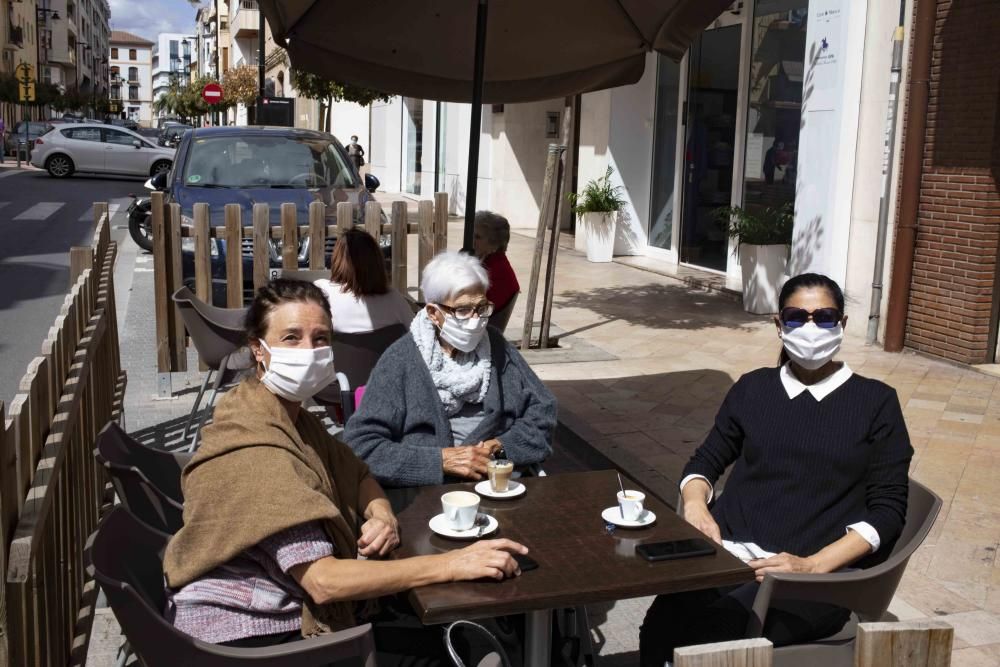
top-left (780, 307), bottom-right (842, 329)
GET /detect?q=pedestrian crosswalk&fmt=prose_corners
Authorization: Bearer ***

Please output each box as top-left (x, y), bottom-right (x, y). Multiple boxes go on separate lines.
top-left (0, 200), bottom-right (124, 223)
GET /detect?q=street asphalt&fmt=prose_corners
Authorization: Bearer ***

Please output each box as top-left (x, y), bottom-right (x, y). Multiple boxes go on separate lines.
top-left (0, 166), bottom-right (141, 406)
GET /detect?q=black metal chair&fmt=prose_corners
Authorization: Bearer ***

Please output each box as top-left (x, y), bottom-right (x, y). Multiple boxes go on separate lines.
top-left (94, 421), bottom-right (188, 534)
top-left (172, 286), bottom-right (253, 451)
top-left (488, 292), bottom-right (519, 334)
top-left (88, 507), bottom-right (377, 667)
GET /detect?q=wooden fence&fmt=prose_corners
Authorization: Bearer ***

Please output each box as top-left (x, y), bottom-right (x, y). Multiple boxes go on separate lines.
top-left (0, 205), bottom-right (126, 665)
top-left (149, 192), bottom-right (449, 377)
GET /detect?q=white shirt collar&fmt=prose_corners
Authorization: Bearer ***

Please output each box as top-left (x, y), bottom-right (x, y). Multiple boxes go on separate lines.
top-left (780, 363), bottom-right (853, 402)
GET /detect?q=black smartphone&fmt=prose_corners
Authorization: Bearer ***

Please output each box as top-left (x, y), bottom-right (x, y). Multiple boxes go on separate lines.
top-left (636, 538), bottom-right (716, 562)
top-left (513, 553), bottom-right (539, 572)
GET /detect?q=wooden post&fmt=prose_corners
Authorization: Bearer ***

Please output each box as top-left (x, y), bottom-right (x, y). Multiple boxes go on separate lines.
top-left (391, 201), bottom-right (408, 294)
top-left (68, 247), bottom-right (93, 288)
top-left (418, 200), bottom-right (434, 292)
top-left (168, 203), bottom-right (187, 371)
top-left (151, 191), bottom-right (173, 378)
top-left (252, 203), bottom-right (270, 291)
top-left (856, 621), bottom-right (953, 667)
top-left (224, 204), bottom-right (244, 308)
top-left (434, 192), bottom-right (448, 253)
top-left (91, 202), bottom-right (108, 234)
top-left (193, 204), bottom-right (212, 305)
top-left (521, 145), bottom-right (563, 351)
top-left (308, 201), bottom-right (326, 270)
top-left (540, 101), bottom-right (575, 348)
top-left (281, 203), bottom-right (298, 270)
top-left (675, 638), bottom-right (773, 667)
top-left (336, 201), bottom-right (353, 240)
top-left (365, 201), bottom-right (382, 240)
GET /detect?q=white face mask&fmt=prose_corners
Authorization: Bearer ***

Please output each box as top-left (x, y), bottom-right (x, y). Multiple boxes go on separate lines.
top-left (434, 308), bottom-right (489, 353)
top-left (258, 340), bottom-right (337, 402)
top-left (780, 322), bottom-right (843, 370)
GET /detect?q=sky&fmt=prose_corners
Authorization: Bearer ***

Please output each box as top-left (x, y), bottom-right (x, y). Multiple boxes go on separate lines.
top-left (108, 0), bottom-right (200, 41)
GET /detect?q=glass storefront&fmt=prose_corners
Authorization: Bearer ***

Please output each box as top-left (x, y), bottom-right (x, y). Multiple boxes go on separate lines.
top-left (741, 1), bottom-right (808, 214)
top-left (649, 59), bottom-right (681, 251)
top-left (647, 0), bottom-right (809, 273)
top-left (404, 97), bottom-right (424, 195)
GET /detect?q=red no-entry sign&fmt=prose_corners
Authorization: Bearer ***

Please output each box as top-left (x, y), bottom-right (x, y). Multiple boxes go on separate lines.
top-left (202, 83), bottom-right (223, 104)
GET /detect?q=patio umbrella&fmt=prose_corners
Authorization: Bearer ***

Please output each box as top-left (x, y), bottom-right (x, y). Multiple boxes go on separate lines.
top-left (259, 0), bottom-right (738, 250)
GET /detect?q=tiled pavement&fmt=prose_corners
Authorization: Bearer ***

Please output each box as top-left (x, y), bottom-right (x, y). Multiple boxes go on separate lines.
top-left (87, 199), bottom-right (1000, 665)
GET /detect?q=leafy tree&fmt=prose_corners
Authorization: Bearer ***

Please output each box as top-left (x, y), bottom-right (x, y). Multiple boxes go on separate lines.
top-left (222, 65), bottom-right (259, 107)
top-left (291, 69), bottom-right (390, 132)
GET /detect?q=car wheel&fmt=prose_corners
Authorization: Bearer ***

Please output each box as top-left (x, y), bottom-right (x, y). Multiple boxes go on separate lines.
top-left (45, 154), bottom-right (74, 178)
top-left (151, 160), bottom-right (172, 177)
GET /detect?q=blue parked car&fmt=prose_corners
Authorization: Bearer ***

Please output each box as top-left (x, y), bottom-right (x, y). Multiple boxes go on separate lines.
top-left (151, 126), bottom-right (385, 305)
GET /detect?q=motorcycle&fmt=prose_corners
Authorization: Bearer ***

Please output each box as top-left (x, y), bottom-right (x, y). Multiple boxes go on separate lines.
top-left (127, 178), bottom-right (155, 252)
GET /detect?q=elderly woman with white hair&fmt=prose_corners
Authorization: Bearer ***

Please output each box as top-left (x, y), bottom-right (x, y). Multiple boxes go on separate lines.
top-left (344, 251), bottom-right (556, 488)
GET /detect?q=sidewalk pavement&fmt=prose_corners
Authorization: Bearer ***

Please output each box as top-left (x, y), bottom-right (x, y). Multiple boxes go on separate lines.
top-left (87, 203), bottom-right (1000, 665)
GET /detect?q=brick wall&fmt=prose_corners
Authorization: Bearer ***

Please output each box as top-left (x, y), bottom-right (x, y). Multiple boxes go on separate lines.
top-left (905, 0), bottom-right (1000, 364)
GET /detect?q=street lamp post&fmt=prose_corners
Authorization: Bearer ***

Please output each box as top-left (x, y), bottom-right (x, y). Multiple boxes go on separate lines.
top-left (35, 5), bottom-right (60, 119)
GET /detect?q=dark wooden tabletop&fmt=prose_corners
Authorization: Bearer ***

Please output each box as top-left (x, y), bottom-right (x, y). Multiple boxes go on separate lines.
top-left (392, 469), bottom-right (753, 625)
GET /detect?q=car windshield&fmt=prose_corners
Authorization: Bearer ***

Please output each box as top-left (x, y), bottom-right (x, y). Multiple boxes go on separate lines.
top-left (182, 134), bottom-right (358, 190)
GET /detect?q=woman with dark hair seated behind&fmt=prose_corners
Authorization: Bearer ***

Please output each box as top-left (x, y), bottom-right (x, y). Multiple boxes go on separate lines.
top-left (639, 273), bottom-right (913, 666)
top-left (163, 279), bottom-right (528, 664)
top-left (315, 228), bottom-right (413, 334)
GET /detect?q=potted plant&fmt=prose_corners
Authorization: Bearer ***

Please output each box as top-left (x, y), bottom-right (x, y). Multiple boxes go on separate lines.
top-left (569, 166), bottom-right (627, 263)
top-left (715, 203), bottom-right (794, 314)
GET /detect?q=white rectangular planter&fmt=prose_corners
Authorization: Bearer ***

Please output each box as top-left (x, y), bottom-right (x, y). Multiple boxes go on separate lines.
top-left (574, 215), bottom-right (588, 252)
top-left (584, 212), bottom-right (617, 263)
top-left (739, 243), bottom-right (790, 314)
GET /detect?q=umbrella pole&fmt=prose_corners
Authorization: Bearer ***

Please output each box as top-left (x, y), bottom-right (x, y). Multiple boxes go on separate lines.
top-left (463, 0), bottom-right (488, 253)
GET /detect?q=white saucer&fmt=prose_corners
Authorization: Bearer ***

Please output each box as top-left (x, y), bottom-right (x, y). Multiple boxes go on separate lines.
top-left (602, 506), bottom-right (657, 528)
top-left (429, 513), bottom-right (499, 540)
top-left (475, 480), bottom-right (526, 499)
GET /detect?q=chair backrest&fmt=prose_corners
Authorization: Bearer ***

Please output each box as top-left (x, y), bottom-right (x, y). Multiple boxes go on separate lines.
top-left (330, 324), bottom-right (407, 391)
top-left (172, 286), bottom-right (248, 369)
top-left (89, 507), bottom-right (376, 667)
top-left (758, 478), bottom-right (942, 626)
top-left (272, 268), bottom-right (331, 283)
top-left (488, 292), bottom-right (519, 334)
top-left (95, 422), bottom-right (188, 533)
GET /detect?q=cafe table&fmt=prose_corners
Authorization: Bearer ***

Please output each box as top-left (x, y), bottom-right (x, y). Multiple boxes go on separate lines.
top-left (392, 469), bottom-right (753, 665)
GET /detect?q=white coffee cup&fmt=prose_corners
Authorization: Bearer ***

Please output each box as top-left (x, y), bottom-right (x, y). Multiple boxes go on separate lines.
top-left (441, 491), bottom-right (481, 531)
top-left (617, 490), bottom-right (645, 522)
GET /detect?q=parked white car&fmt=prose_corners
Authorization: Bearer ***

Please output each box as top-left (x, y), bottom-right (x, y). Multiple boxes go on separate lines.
top-left (31, 123), bottom-right (175, 179)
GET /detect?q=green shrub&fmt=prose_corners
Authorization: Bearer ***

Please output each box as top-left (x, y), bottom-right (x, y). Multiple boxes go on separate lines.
top-left (568, 166), bottom-right (627, 216)
top-left (715, 203), bottom-right (794, 252)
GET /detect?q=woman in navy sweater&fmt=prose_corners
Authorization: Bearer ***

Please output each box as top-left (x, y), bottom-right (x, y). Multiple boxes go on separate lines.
top-left (639, 273), bottom-right (913, 666)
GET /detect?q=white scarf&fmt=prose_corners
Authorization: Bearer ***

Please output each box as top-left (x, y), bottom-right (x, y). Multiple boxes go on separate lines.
top-left (410, 310), bottom-right (492, 417)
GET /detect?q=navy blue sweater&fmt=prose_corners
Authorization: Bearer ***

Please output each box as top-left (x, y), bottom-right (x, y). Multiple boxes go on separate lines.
top-left (683, 367), bottom-right (913, 564)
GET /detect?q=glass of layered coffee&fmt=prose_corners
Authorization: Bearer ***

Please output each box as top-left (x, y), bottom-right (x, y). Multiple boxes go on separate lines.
top-left (487, 459), bottom-right (514, 493)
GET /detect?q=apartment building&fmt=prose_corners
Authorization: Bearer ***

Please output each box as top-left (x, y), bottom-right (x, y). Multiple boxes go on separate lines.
top-left (109, 30), bottom-right (153, 126)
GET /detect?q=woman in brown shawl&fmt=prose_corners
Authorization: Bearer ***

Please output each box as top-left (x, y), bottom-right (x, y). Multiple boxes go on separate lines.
top-left (163, 279), bottom-right (528, 663)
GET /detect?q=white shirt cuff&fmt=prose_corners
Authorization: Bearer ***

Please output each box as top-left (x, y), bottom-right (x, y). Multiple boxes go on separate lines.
top-left (847, 522), bottom-right (880, 552)
top-left (679, 474), bottom-right (714, 503)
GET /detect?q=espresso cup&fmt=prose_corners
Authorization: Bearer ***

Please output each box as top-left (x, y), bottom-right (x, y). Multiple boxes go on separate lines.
top-left (441, 491), bottom-right (480, 531)
top-left (617, 490), bottom-right (645, 522)
top-left (487, 459), bottom-right (514, 492)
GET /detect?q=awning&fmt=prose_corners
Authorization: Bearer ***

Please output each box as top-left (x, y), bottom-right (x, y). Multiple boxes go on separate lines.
top-left (260, 0), bottom-right (740, 104)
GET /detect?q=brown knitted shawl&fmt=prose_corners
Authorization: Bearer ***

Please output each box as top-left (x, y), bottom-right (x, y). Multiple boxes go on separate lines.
top-left (162, 376), bottom-right (371, 635)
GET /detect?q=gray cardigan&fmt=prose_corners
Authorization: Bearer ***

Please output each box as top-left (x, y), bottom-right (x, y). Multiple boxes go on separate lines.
top-left (343, 327), bottom-right (557, 487)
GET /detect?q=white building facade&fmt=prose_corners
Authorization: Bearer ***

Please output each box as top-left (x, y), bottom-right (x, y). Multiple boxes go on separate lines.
top-left (109, 31), bottom-right (153, 126)
top-left (152, 32), bottom-right (194, 119)
top-left (346, 0), bottom-right (908, 335)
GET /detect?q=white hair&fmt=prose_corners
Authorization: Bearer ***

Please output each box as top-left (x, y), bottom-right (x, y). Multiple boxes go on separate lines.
top-left (421, 251), bottom-right (490, 304)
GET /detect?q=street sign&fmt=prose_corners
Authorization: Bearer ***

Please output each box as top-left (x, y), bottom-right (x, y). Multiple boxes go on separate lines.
top-left (18, 82), bottom-right (35, 103)
top-left (202, 83), bottom-right (223, 105)
top-left (15, 63), bottom-right (34, 82)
